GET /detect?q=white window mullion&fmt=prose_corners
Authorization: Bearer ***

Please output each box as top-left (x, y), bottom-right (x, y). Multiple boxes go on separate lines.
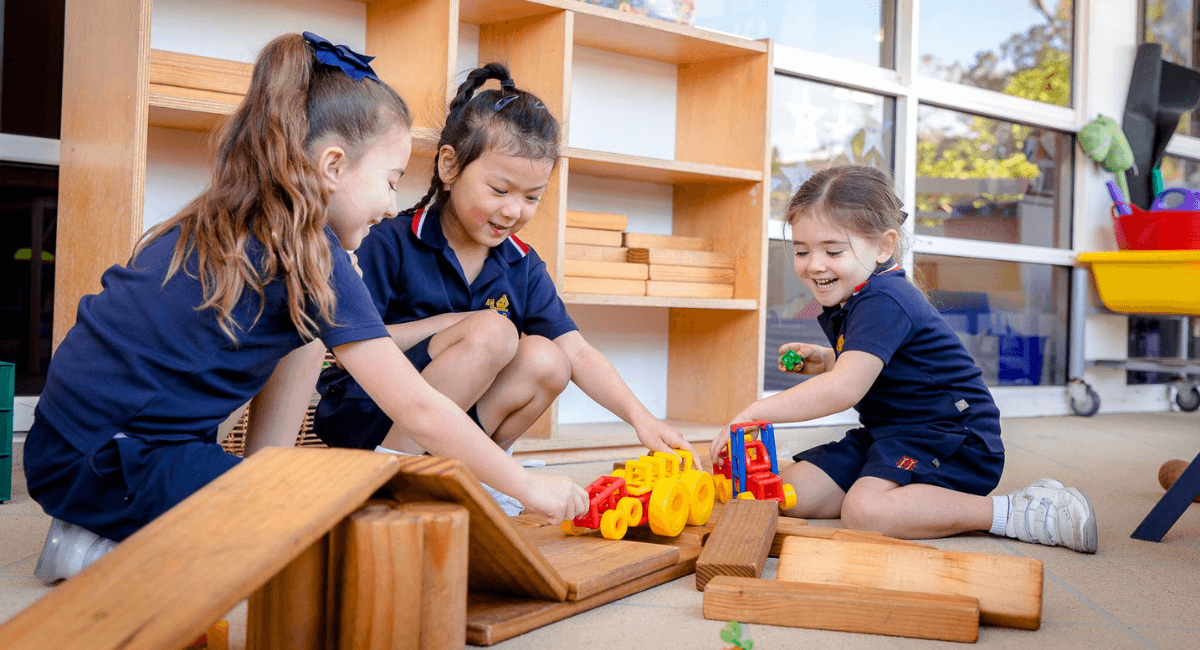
top-left (1166, 135), bottom-right (1200, 161)
top-left (914, 77), bottom-right (1079, 133)
top-left (773, 45), bottom-right (906, 98)
top-left (912, 234), bottom-right (1078, 266)
top-left (895, 0), bottom-right (918, 271)
top-left (0, 133), bottom-right (60, 167)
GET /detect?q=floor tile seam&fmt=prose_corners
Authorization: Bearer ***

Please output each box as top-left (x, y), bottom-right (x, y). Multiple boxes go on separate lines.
top-left (0, 553), bottom-right (38, 573)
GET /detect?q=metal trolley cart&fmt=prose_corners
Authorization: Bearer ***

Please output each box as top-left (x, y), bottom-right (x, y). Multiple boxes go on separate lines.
top-left (1068, 251), bottom-right (1200, 416)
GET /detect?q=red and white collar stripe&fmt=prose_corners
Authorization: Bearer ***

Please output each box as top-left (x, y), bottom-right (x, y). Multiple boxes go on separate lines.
top-left (851, 262), bottom-right (901, 295)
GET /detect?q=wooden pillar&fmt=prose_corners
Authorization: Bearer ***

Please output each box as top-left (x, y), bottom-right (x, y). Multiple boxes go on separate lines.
top-left (54, 0), bottom-right (151, 348)
top-left (246, 534), bottom-right (330, 650)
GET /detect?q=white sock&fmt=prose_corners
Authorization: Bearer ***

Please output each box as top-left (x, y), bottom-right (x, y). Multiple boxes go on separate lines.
top-left (374, 445), bottom-right (418, 456)
top-left (990, 495), bottom-right (1010, 536)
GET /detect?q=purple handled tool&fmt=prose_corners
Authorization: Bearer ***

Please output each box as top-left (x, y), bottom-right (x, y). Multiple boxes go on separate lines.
top-left (1108, 181), bottom-right (1132, 215)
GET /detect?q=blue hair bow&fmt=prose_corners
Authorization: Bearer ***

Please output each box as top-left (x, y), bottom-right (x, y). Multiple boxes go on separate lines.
top-left (302, 31), bottom-right (381, 83)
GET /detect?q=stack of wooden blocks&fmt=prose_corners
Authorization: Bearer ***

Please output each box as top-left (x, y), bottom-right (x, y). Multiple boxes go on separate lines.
top-left (563, 211), bottom-right (736, 299)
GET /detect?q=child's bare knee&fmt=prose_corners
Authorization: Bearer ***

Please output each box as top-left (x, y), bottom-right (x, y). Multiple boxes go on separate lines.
top-left (459, 311), bottom-right (519, 361)
top-left (517, 336), bottom-right (571, 392)
top-left (840, 492), bottom-right (889, 532)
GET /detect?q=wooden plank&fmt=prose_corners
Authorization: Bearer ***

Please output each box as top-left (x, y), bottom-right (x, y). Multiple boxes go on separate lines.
top-left (770, 519), bottom-right (934, 557)
top-left (564, 147), bottom-right (763, 183)
top-left (703, 576), bottom-right (980, 643)
top-left (565, 244), bottom-right (629, 263)
top-left (0, 448), bottom-right (402, 650)
top-left (564, 259), bottom-right (649, 281)
top-left (626, 248), bottom-right (735, 269)
top-left (566, 210), bottom-right (628, 231)
top-left (246, 534), bottom-right (328, 650)
top-left (148, 50), bottom-right (251, 95)
top-left (562, 277), bottom-right (646, 296)
top-left (623, 233), bottom-right (712, 251)
top-left (367, 0), bottom-right (457, 131)
top-left (382, 455), bottom-right (569, 601)
top-left (566, 227), bottom-right (624, 247)
top-left (515, 519), bottom-right (680, 601)
top-left (465, 546), bottom-right (701, 646)
top-left (694, 499), bottom-right (777, 591)
top-left (777, 536), bottom-right (1044, 630)
top-left (677, 52), bottom-right (769, 170)
top-left (649, 264), bottom-right (735, 284)
top-left (647, 280), bottom-right (734, 300)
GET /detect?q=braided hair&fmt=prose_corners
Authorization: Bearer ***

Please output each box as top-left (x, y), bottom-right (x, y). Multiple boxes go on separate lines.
top-left (405, 62), bottom-right (560, 216)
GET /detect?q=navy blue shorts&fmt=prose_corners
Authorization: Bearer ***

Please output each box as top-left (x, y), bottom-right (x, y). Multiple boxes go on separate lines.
top-left (793, 425), bottom-right (1004, 496)
top-left (23, 417), bottom-right (240, 542)
top-left (314, 334), bottom-right (482, 450)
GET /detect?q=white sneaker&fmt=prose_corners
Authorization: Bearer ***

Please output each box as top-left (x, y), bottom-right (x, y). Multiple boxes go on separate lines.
top-left (1007, 478), bottom-right (1098, 553)
top-left (33, 518), bottom-right (119, 584)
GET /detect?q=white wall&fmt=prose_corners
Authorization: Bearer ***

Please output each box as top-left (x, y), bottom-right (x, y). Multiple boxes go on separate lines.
top-left (151, 0), bottom-right (365, 61)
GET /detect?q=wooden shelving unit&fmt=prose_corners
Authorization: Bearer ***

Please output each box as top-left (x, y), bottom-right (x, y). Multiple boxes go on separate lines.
top-left (58, 0), bottom-right (771, 447)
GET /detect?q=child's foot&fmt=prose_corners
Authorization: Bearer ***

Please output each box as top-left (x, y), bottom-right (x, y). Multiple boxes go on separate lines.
top-left (1004, 478), bottom-right (1098, 553)
top-left (33, 518), bottom-right (119, 584)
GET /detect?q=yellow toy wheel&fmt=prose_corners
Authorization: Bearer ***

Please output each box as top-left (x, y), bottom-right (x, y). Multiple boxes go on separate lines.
top-left (714, 474), bottom-right (732, 503)
top-left (618, 496), bottom-right (643, 527)
top-left (681, 469), bottom-right (715, 526)
top-left (561, 520), bottom-right (589, 535)
top-left (782, 484), bottom-right (798, 511)
top-left (600, 509), bottom-right (628, 540)
top-left (647, 477), bottom-right (689, 537)
top-left (737, 491), bottom-right (756, 500)
top-left (611, 468), bottom-right (626, 479)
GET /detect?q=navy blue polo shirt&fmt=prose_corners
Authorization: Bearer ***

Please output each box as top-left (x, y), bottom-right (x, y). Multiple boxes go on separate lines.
top-left (354, 205), bottom-right (577, 340)
top-left (818, 263), bottom-right (1003, 454)
top-left (36, 226), bottom-right (389, 453)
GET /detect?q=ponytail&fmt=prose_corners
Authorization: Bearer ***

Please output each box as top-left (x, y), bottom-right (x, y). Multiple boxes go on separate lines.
top-left (136, 33), bottom-right (411, 343)
top-left (406, 62), bottom-right (559, 216)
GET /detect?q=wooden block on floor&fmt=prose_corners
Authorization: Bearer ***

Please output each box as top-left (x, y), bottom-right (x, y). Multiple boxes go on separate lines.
top-left (648, 264), bottom-right (735, 284)
top-left (383, 455), bottom-right (569, 602)
top-left (465, 546), bottom-right (702, 646)
top-left (562, 276), bottom-right (646, 296)
top-left (622, 232), bottom-right (712, 251)
top-left (564, 259), bottom-right (649, 281)
top-left (769, 518), bottom-right (934, 557)
top-left (566, 210), bottom-right (627, 231)
top-left (777, 536), bottom-right (1043, 630)
top-left (247, 534), bottom-right (328, 650)
top-left (703, 576), bottom-right (980, 643)
top-left (0, 447), bottom-right (402, 650)
top-left (566, 227), bottom-right (623, 247)
top-left (627, 247), bottom-right (735, 269)
top-left (694, 499), bottom-right (777, 591)
top-left (565, 243), bottom-right (629, 263)
top-left (646, 280), bottom-right (734, 299)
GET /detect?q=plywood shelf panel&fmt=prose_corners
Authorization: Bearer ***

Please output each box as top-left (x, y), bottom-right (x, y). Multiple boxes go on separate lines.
top-left (458, 0), bottom-right (765, 64)
top-left (561, 293), bottom-right (757, 310)
top-left (565, 147), bottom-right (762, 184)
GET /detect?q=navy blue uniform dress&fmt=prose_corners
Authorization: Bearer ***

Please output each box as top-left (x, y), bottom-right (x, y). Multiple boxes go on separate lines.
top-left (314, 205), bottom-right (578, 450)
top-left (24, 227), bottom-right (388, 541)
top-left (794, 262), bottom-right (1005, 496)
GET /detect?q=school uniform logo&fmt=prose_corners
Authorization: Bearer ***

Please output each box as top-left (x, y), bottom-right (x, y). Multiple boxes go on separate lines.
top-left (836, 334), bottom-right (845, 352)
top-left (896, 456), bottom-right (918, 470)
top-left (486, 294), bottom-right (511, 317)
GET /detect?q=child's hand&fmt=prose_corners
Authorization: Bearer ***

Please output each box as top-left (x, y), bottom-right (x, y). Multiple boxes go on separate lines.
top-left (778, 343), bottom-right (832, 375)
top-left (633, 417), bottom-right (700, 469)
top-left (521, 474), bottom-right (589, 523)
top-left (708, 416), bottom-right (758, 464)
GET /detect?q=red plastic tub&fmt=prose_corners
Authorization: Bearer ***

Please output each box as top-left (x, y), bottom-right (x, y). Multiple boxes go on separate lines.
top-left (1112, 203), bottom-right (1200, 250)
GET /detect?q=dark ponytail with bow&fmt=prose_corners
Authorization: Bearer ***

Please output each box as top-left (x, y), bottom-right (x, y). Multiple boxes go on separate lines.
top-left (406, 62), bottom-right (560, 216)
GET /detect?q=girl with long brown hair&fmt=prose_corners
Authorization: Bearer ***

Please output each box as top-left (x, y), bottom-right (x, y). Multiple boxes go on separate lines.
top-left (27, 33), bottom-right (586, 583)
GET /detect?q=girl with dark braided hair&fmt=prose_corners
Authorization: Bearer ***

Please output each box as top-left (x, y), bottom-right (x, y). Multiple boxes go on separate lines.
top-left (315, 63), bottom-right (698, 514)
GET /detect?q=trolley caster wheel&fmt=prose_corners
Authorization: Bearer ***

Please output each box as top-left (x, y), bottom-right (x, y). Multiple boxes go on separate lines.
top-left (1071, 385), bottom-right (1100, 417)
top-left (1175, 385), bottom-right (1200, 412)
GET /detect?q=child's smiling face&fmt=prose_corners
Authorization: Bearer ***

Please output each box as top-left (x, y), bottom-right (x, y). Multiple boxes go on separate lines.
top-left (791, 209), bottom-right (896, 307)
top-left (324, 123), bottom-right (412, 250)
top-left (439, 145), bottom-right (554, 250)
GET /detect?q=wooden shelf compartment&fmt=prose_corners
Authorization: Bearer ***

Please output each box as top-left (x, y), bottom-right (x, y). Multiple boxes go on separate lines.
top-left (146, 50), bottom-right (440, 155)
top-left (458, 0), bottom-right (765, 64)
top-left (564, 147), bottom-right (762, 184)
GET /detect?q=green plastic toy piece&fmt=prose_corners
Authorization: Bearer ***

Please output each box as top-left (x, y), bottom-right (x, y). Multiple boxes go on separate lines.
top-left (1079, 114), bottom-right (1136, 206)
top-left (720, 621), bottom-right (754, 649)
top-left (780, 349), bottom-right (804, 373)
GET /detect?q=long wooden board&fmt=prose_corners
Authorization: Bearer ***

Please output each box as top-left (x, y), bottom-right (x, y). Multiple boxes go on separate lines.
top-left (562, 276), bottom-right (646, 296)
top-left (564, 259), bottom-right (649, 280)
top-left (465, 546), bottom-right (702, 646)
top-left (0, 448), bottom-right (401, 650)
top-left (565, 227), bottom-right (623, 247)
top-left (777, 536), bottom-right (1044, 630)
top-left (770, 518), bottom-right (933, 556)
top-left (694, 499), bottom-right (777, 590)
top-left (627, 248), bottom-right (735, 269)
top-left (565, 244), bottom-right (628, 263)
top-left (646, 280), bottom-right (734, 299)
top-left (623, 233), bottom-right (712, 251)
top-left (382, 455), bottom-right (569, 601)
top-left (566, 210), bottom-right (627, 231)
top-left (648, 264), bottom-right (735, 284)
top-left (703, 576), bottom-right (980, 643)
top-left (516, 520), bottom-right (680, 600)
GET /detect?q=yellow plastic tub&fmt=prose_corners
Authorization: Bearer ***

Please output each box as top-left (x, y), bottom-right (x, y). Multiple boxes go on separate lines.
top-left (1077, 250), bottom-right (1200, 316)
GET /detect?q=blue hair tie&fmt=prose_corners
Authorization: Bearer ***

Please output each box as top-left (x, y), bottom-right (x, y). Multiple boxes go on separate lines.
top-left (303, 31), bottom-right (381, 83)
top-left (493, 94), bottom-right (519, 110)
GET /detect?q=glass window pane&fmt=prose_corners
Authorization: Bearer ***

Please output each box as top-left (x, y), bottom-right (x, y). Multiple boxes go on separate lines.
top-left (696, 0), bottom-right (896, 68)
top-left (1160, 155), bottom-right (1200, 189)
top-left (765, 76), bottom-right (895, 391)
top-left (1144, 1), bottom-right (1198, 135)
top-left (919, 0), bottom-right (1074, 107)
top-left (915, 254), bottom-right (1069, 387)
top-left (1, 0), bottom-right (65, 138)
top-left (916, 105), bottom-right (1073, 248)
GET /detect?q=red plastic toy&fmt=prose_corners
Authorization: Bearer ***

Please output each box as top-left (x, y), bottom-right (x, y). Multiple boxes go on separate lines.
top-left (712, 420), bottom-right (797, 511)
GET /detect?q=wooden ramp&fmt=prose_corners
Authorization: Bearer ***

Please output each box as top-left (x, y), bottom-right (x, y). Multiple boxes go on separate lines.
top-left (0, 447), bottom-right (400, 650)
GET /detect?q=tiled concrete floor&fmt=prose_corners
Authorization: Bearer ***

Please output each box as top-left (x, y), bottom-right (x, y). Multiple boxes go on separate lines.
top-left (3, 412), bottom-right (1200, 649)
